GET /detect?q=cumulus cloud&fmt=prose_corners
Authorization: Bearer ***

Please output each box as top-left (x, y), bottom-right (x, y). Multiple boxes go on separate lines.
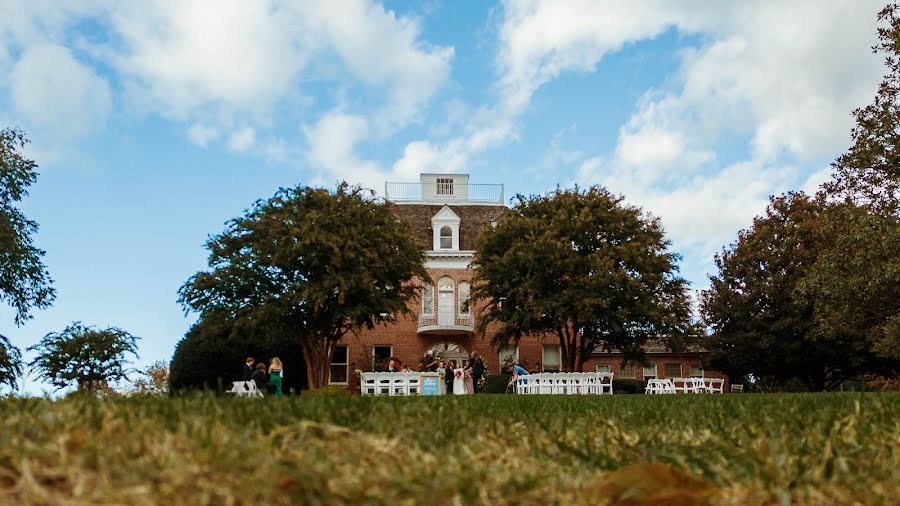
top-left (10, 44), bottom-right (111, 138)
top-left (227, 127), bottom-right (256, 152)
top-left (0, 0), bottom-right (453, 166)
top-left (496, 0), bottom-right (883, 254)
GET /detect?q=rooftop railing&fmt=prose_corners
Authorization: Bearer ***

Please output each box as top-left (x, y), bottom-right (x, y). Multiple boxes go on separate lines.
top-left (385, 182), bottom-right (504, 204)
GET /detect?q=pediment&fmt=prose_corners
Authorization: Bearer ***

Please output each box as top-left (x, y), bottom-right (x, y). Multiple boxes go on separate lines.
top-left (431, 205), bottom-right (460, 223)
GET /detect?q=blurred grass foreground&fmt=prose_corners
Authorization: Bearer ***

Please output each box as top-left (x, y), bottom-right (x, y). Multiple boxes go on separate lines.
top-left (0, 393), bottom-right (898, 505)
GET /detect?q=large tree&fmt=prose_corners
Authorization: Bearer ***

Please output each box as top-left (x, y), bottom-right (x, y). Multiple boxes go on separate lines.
top-left (178, 183), bottom-right (427, 389)
top-left (28, 322), bottom-right (140, 393)
top-left (700, 193), bottom-right (898, 390)
top-left (473, 186), bottom-right (694, 372)
top-left (0, 334), bottom-right (23, 390)
top-left (169, 314), bottom-right (308, 393)
top-left (0, 127), bottom-right (55, 326)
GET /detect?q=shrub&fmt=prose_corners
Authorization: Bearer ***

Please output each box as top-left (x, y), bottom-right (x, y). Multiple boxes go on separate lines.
top-left (170, 318), bottom-right (307, 393)
top-left (612, 378), bottom-right (646, 394)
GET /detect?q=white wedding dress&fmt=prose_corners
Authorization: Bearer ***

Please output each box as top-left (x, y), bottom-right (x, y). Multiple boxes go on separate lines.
top-left (452, 368), bottom-right (467, 395)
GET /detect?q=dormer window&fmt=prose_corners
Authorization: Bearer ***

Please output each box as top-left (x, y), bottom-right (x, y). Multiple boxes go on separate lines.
top-left (439, 226), bottom-right (453, 249)
top-left (436, 177), bottom-right (454, 195)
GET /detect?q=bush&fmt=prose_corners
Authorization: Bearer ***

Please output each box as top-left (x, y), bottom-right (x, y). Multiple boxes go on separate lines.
top-left (170, 318), bottom-right (307, 393)
top-left (612, 378), bottom-right (647, 394)
top-left (484, 374), bottom-right (512, 393)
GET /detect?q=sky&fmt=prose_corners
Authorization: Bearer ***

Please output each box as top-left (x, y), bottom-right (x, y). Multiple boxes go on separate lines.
top-left (0, 0), bottom-right (887, 394)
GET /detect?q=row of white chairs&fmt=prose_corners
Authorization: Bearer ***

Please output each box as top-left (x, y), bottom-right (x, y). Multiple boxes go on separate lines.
top-left (360, 372), bottom-right (423, 396)
top-left (515, 372), bottom-right (614, 395)
top-left (645, 377), bottom-right (724, 394)
top-left (227, 380), bottom-right (264, 398)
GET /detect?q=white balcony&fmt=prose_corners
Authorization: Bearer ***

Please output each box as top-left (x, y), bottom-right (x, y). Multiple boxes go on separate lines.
top-left (417, 313), bottom-right (475, 336)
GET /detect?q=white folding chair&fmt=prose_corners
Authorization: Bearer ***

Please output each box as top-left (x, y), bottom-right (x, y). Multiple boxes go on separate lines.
top-left (688, 377), bottom-right (705, 393)
top-left (731, 383), bottom-right (743, 393)
top-left (406, 373), bottom-right (421, 395)
top-left (706, 378), bottom-right (724, 393)
top-left (598, 372), bottom-right (614, 394)
top-left (376, 374), bottom-right (391, 396)
top-left (360, 373), bottom-right (377, 395)
top-left (568, 373), bottom-right (583, 395)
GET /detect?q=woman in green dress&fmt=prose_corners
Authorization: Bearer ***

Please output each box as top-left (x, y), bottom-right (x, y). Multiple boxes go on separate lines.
top-left (268, 357), bottom-right (284, 396)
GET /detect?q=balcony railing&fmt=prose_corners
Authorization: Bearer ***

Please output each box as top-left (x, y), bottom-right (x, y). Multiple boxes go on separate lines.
top-left (417, 313), bottom-right (475, 334)
top-left (385, 182), bottom-right (504, 204)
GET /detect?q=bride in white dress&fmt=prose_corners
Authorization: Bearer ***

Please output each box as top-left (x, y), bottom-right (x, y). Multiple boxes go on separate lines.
top-left (452, 362), bottom-right (467, 395)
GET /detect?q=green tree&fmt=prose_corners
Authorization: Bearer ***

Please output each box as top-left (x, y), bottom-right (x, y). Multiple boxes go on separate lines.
top-left (28, 322), bottom-right (140, 393)
top-left (178, 183), bottom-right (427, 389)
top-left (169, 315), bottom-right (307, 393)
top-left (700, 193), bottom-right (898, 390)
top-left (131, 360), bottom-right (170, 395)
top-left (0, 334), bottom-right (23, 390)
top-left (473, 186), bottom-right (694, 372)
top-left (0, 127), bottom-right (55, 326)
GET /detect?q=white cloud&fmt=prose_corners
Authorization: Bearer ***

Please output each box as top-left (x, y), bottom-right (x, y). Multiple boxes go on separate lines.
top-left (9, 44), bottom-right (111, 138)
top-left (227, 127), bottom-right (256, 152)
top-left (498, 0), bottom-right (883, 252)
top-left (0, 0), bottom-right (453, 166)
top-left (186, 123), bottom-right (219, 148)
top-left (303, 112), bottom-right (382, 189)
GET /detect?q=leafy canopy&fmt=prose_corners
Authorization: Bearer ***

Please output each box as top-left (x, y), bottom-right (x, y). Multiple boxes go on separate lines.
top-left (473, 186), bottom-right (694, 372)
top-left (0, 334), bottom-right (23, 390)
top-left (178, 183), bottom-right (427, 389)
top-left (28, 322), bottom-right (139, 392)
top-left (701, 193), bottom-right (899, 390)
top-left (0, 127), bottom-right (55, 326)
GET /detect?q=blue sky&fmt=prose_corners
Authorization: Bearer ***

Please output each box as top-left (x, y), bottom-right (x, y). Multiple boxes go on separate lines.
top-left (0, 0), bottom-right (886, 393)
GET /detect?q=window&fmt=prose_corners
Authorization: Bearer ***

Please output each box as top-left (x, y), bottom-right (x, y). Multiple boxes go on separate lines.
top-left (330, 345), bottom-right (349, 384)
top-left (458, 282), bottom-right (471, 315)
top-left (643, 365), bottom-right (657, 380)
top-left (436, 177), bottom-right (454, 195)
top-left (596, 364), bottom-right (611, 374)
top-left (620, 364), bottom-right (636, 379)
top-left (665, 363), bottom-right (682, 378)
top-left (422, 283), bottom-right (434, 315)
top-left (499, 345), bottom-right (518, 372)
top-left (439, 226), bottom-right (452, 249)
top-left (690, 365), bottom-right (704, 377)
top-left (373, 346), bottom-right (392, 372)
top-left (542, 345), bottom-right (561, 372)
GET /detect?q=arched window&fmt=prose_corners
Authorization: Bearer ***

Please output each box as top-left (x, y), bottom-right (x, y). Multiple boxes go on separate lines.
top-left (422, 283), bottom-right (434, 315)
top-left (439, 226), bottom-right (452, 249)
top-left (458, 282), bottom-right (471, 315)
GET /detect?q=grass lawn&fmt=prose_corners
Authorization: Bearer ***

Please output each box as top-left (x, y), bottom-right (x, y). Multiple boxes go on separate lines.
top-left (0, 392), bottom-right (897, 505)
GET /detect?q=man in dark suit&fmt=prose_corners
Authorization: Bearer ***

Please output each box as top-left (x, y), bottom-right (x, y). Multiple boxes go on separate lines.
top-left (251, 363), bottom-right (268, 393)
top-left (243, 357), bottom-right (255, 381)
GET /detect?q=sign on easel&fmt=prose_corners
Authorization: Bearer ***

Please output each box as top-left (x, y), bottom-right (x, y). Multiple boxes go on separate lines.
top-left (420, 373), bottom-right (443, 395)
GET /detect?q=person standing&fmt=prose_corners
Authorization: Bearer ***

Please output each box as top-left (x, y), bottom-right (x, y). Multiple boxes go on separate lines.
top-left (463, 357), bottom-right (475, 394)
top-left (251, 363), bottom-right (268, 393)
top-left (453, 362), bottom-right (467, 395)
top-left (268, 357), bottom-right (284, 397)
top-left (243, 357), bottom-right (255, 381)
top-left (444, 359), bottom-right (455, 394)
top-left (471, 352), bottom-right (485, 393)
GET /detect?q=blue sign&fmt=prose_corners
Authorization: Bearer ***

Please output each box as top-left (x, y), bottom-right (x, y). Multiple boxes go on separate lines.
top-left (421, 374), bottom-right (442, 395)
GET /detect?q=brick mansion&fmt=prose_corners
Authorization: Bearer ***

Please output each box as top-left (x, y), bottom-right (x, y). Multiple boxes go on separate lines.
top-left (330, 173), bottom-right (721, 388)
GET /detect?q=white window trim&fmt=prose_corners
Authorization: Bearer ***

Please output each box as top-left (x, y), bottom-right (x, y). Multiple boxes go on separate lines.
top-left (643, 364), bottom-right (658, 380)
top-left (329, 344), bottom-right (349, 385)
top-left (372, 345), bottom-right (393, 372)
top-left (499, 345), bottom-right (519, 371)
top-left (541, 344), bottom-right (561, 372)
top-left (596, 364), bottom-right (611, 373)
top-left (422, 283), bottom-right (434, 315)
top-left (431, 206), bottom-right (461, 251)
top-left (690, 365), bottom-right (705, 377)
top-left (457, 282), bottom-right (471, 316)
top-left (436, 177), bottom-right (454, 195)
top-left (665, 363), bottom-right (682, 378)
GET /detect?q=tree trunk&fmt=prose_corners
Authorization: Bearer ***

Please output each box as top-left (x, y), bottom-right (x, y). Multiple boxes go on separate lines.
top-left (302, 337), bottom-right (335, 390)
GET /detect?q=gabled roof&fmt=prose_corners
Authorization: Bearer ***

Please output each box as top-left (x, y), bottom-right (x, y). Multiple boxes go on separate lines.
top-left (431, 205), bottom-right (461, 222)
